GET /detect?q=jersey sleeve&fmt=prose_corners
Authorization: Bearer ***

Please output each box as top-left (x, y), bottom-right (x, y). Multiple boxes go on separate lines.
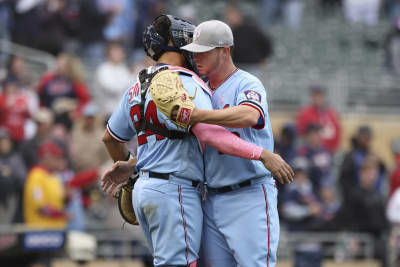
top-left (236, 79), bottom-right (267, 129)
top-left (107, 86), bottom-right (137, 142)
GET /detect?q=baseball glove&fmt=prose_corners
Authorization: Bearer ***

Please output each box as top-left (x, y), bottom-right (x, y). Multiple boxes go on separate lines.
top-left (150, 70), bottom-right (196, 128)
top-left (117, 174), bottom-right (139, 225)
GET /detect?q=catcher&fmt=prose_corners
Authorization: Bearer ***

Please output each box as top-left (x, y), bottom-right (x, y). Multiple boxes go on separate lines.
top-left (101, 15), bottom-right (293, 267)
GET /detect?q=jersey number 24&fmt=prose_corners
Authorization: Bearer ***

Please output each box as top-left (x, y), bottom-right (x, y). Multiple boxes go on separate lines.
top-left (130, 101), bottom-right (166, 145)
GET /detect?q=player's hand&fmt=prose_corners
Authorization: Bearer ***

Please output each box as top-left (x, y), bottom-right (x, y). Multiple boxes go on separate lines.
top-left (259, 149), bottom-right (294, 184)
top-left (101, 161), bottom-right (133, 196)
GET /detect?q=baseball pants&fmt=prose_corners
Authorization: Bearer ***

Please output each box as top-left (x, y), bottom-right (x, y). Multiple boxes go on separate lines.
top-left (200, 177), bottom-right (279, 267)
top-left (133, 174), bottom-right (202, 267)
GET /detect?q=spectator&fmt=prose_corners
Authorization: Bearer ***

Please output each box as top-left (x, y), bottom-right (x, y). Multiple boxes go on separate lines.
top-left (346, 156), bottom-right (389, 266)
top-left (34, 0), bottom-right (70, 55)
top-left (36, 52), bottom-right (91, 115)
top-left (0, 128), bottom-right (26, 223)
top-left (23, 140), bottom-right (70, 229)
top-left (281, 157), bottom-right (323, 267)
top-left (70, 103), bottom-right (109, 172)
top-left (338, 125), bottom-right (386, 201)
top-left (225, 5), bottom-right (273, 74)
top-left (389, 137), bottom-right (400, 197)
top-left (78, 0), bottom-right (113, 69)
top-left (6, 55), bottom-right (35, 90)
top-left (94, 41), bottom-right (132, 116)
top-left (11, 0), bottom-right (42, 49)
top-left (296, 85), bottom-right (341, 153)
top-left (20, 107), bottom-right (54, 169)
top-left (297, 124), bottom-right (333, 192)
top-left (0, 76), bottom-right (32, 144)
top-left (275, 123), bottom-right (298, 167)
top-left (100, 0), bottom-right (136, 45)
top-left (384, 17), bottom-right (400, 75)
top-left (315, 184), bottom-right (341, 230)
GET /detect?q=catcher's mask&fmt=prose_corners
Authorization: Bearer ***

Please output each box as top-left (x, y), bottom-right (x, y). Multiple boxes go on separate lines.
top-left (143, 14), bottom-right (198, 74)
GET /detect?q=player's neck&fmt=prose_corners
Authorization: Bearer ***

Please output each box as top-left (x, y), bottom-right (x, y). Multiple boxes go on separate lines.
top-left (209, 60), bottom-right (237, 90)
top-left (158, 52), bottom-right (185, 67)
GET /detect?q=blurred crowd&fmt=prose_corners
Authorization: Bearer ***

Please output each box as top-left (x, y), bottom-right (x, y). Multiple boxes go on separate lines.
top-left (274, 85), bottom-right (400, 267)
top-left (0, 0), bottom-right (399, 267)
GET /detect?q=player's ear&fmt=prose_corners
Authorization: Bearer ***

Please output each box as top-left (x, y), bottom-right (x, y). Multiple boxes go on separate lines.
top-left (223, 47), bottom-right (231, 56)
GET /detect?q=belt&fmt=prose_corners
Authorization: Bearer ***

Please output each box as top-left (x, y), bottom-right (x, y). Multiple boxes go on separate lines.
top-left (207, 179), bottom-right (252, 194)
top-left (143, 171), bottom-right (200, 188)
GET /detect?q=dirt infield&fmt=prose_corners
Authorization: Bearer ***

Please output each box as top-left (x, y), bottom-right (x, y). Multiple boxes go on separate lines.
top-left (53, 259), bottom-right (379, 267)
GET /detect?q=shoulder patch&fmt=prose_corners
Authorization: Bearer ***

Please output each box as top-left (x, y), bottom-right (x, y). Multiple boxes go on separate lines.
top-left (244, 90), bottom-right (261, 103)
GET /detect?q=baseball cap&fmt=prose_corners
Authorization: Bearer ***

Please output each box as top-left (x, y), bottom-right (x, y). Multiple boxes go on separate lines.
top-left (181, 20), bottom-right (234, 53)
top-left (38, 141), bottom-right (64, 158)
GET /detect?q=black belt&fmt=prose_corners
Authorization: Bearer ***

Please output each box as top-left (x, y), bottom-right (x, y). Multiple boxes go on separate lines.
top-left (208, 179), bottom-right (252, 193)
top-left (148, 171), bottom-right (200, 188)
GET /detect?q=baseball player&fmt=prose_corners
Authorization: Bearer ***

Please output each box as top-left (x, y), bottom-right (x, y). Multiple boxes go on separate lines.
top-left (101, 15), bottom-right (290, 267)
top-left (180, 20), bottom-right (284, 267)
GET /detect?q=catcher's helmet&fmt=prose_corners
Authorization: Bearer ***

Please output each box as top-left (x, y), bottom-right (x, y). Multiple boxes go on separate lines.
top-left (143, 14), bottom-right (197, 73)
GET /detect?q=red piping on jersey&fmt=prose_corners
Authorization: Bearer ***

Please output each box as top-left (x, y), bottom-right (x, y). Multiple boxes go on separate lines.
top-left (240, 102), bottom-right (266, 129)
top-left (262, 184), bottom-right (270, 267)
top-left (106, 124), bottom-right (128, 143)
top-left (178, 185), bottom-right (190, 266)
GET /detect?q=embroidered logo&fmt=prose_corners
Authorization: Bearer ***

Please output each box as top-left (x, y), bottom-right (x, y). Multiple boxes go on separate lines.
top-left (177, 108), bottom-right (191, 124)
top-left (244, 90), bottom-right (261, 103)
top-left (193, 28), bottom-right (201, 41)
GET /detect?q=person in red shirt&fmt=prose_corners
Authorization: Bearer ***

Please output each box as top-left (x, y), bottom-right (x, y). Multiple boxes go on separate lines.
top-left (296, 85), bottom-right (341, 153)
top-left (0, 76), bottom-right (31, 143)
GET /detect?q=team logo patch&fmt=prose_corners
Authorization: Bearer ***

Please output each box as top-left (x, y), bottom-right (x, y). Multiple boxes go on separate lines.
top-left (177, 108), bottom-right (191, 124)
top-left (244, 90), bottom-right (261, 103)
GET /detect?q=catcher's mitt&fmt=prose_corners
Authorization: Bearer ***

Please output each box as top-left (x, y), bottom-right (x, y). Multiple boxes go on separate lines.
top-left (150, 70), bottom-right (196, 128)
top-left (117, 174), bottom-right (139, 225)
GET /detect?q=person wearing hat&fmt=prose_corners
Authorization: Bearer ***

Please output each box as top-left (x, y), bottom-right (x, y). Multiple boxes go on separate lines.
top-left (23, 139), bottom-right (69, 229)
top-left (101, 15), bottom-right (293, 267)
top-left (180, 20), bottom-right (285, 267)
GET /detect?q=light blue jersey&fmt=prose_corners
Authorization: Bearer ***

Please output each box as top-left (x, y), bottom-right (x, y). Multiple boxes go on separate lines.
top-left (201, 69), bottom-right (279, 267)
top-left (204, 69), bottom-right (274, 188)
top-left (107, 66), bottom-right (213, 182)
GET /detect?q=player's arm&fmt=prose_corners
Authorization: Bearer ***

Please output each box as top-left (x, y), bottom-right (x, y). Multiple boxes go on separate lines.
top-left (102, 129), bottom-right (130, 162)
top-left (101, 87), bottom-right (138, 194)
top-left (190, 105), bottom-right (259, 128)
top-left (191, 123), bottom-right (294, 184)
